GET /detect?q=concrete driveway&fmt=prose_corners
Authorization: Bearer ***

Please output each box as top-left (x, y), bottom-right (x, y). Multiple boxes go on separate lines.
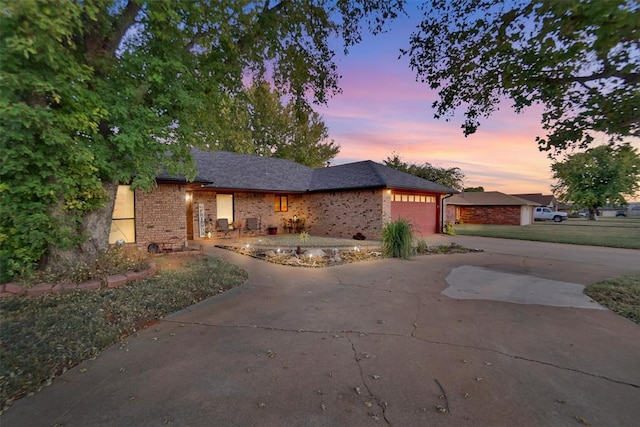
top-left (3, 237), bottom-right (640, 426)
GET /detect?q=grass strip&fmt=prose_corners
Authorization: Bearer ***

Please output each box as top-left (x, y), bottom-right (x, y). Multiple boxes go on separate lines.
top-left (0, 256), bottom-right (247, 412)
top-left (585, 274), bottom-right (640, 324)
top-left (454, 222), bottom-right (640, 249)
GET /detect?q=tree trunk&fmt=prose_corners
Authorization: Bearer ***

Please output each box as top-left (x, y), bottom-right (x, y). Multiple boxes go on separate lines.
top-left (588, 207), bottom-right (598, 221)
top-left (44, 182), bottom-right (118, 270)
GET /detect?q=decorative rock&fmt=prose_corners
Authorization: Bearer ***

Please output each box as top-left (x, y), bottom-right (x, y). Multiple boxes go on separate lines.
top-left (51, 283), bottom-right (78, 293)
top-left (4, 283), bottom-right (25, 295)
top-left (2, 262), bottom-right (156, 298)
top-left (77, 280), bottom-right (101, 291)
top-left (305, 249), bottom-right (326, 258)
top-left (26, 283), bottom-right (54, 297)
top-left (125, 270), bottom-right (147, 282)
top-left (107, 274), bottom-right (128, 288)
top-left (146, 263), bottom-right (157, 276)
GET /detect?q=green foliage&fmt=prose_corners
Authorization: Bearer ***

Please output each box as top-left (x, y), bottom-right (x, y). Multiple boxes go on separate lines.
top-left (464, 186), bottom-right (484, 192)
top-left (0, 256), bottom-right (248, 410)
top-left (551, 143), bottom-right (640, 216)
top-left (383, 152), bottom-right (465, 191)
top-left (382, 218), bottom-right (414, 259)
top-left (444, 222), bottom-right (456, 235)
top-left (226, 80), bottom-right (340, 167)
top-left (405, 0), bottom-right (640, 153)
top-left (0, 0), bottom-right (404, 279)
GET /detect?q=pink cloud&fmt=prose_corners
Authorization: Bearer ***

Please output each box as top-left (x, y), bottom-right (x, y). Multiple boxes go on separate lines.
top-left (316, 15), bottom-right (640, 197)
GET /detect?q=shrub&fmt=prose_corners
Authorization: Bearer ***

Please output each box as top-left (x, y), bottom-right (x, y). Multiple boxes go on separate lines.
top-left (444, 222), bottom-right (456, 235)
top-left (382, 218), bottom-right (414, 259)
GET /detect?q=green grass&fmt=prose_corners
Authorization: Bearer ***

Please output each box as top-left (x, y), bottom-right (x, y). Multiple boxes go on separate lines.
top-left (585, 274), bottom-right (640, 324)
top-left (454, 218), bottom-right (640, 249)
top-left (0, 256), bottom-right (247, 412)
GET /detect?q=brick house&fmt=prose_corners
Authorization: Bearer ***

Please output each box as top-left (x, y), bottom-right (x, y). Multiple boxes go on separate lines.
top-left (445, 191), bottom-right (539, 226)
top-left (109, 149), bottom-right (456, 250)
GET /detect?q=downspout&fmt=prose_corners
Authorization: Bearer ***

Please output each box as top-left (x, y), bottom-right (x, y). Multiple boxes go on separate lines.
top-left (441, 193), bottom-right (455, 233)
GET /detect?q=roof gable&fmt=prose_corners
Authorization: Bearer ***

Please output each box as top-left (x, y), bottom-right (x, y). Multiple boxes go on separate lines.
top-left (511, 193), bottom-right (556, 206)
top-left (448, 191), bottom-right (539, 206)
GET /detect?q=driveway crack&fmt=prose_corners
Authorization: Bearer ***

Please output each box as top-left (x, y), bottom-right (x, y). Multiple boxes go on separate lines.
top-left (347, 334), bottom-right (391, 425)
top-left (162, 320), bottom-right (639, 390)
top-left (409, 335), bottom-right (639, 389)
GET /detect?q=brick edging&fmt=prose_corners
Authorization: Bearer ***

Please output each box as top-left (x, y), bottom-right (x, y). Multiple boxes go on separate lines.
top-left (0, 262), bottom-right (157, 298)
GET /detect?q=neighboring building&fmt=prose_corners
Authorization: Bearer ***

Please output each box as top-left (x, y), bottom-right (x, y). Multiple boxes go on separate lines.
top-left (109, 150), bottom-right (457, 250)
top-left (445, 191), bottom-right (539, 226)
top-left (511, 193), bottom-right (558, 210)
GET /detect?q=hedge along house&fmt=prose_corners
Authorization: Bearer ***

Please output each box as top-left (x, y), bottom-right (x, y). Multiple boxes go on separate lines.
top-left (109, 149), bottom-right (457, 250)
top-left (445, 191), bottom-right (539, 226)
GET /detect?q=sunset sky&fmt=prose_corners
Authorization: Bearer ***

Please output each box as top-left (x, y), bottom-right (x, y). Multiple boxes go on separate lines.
top-left (317, 10), bottom-right (640, 196)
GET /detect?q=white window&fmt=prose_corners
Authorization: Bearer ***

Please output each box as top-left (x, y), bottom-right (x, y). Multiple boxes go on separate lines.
top-left (217, 194), bottom-right (234, 223)
top-left (109, 185), bottom-right (136, 243)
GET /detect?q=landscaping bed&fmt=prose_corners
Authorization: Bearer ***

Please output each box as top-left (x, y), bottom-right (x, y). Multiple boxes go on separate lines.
top-left (217, 242), bottom-right (479, 267)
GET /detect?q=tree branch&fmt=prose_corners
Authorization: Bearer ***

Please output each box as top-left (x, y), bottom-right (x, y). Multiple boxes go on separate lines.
top-left (104, 0), bottom-right (142, 55)
top-left (535, 70), bottom-right (639, 86)
top-left (84, 0), bottom-right (142, 65)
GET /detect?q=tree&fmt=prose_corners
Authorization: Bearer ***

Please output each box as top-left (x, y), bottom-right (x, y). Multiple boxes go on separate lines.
top-left (551, 143), bottom-right (640, 220)
top-left (0, 0), bottom-right (404, 280)
top-left (404, 0), bottom-right (639, 153)
top-left (464, 187), bottom-right (485, 192)
top-left (239, 80), bottom-right (339, 168)
top-left (383, 153), bottom-right (465, 191)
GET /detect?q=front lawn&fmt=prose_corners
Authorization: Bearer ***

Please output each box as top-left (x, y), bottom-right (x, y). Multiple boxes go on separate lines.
top-left (585, 274), bottom-right (640, 324)
top-left (454, 218), bottom-right (640, 249)
top-left (0, 255), bottom-right (248, 412)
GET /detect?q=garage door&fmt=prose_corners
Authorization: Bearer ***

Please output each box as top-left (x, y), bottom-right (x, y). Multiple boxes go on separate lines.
top-left (390, 194), bottom-right (438, 235)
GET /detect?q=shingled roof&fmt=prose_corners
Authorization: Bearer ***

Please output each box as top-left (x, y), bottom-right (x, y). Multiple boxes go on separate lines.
top-left (310, 161), bottom-right (455, 193)
top-left (511, 193), bottom-right (556, 207)
top-left (447, 191), bottom-right (539, 206)
top-left (185, 149), bottom-right (456, 194)
top-left (192, 149), bottom-right (313, 192)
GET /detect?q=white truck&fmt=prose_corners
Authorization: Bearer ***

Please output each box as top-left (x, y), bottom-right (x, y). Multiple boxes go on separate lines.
top-left (534, 207), bottom-right (568, 222)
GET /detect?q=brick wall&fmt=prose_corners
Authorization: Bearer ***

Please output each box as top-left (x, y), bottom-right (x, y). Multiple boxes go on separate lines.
top-left (445, 205), bottom-right (457, 223)
top-left (143, 187), bottom-right (399, 244)
top-left (234, 192), bottom-right (280, 231)
top-left (304, 189), bottom-right (385, 239)
top-left (187, 190), bottom-right (386, 240)
top-left (459, 206), bottom-right (521, 225)
top-left (135, 184), bottom-right (187, 249)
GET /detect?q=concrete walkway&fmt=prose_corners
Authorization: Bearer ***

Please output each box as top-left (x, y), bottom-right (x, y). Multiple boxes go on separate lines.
top-left (2, 237), bottom-right (639, 426)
